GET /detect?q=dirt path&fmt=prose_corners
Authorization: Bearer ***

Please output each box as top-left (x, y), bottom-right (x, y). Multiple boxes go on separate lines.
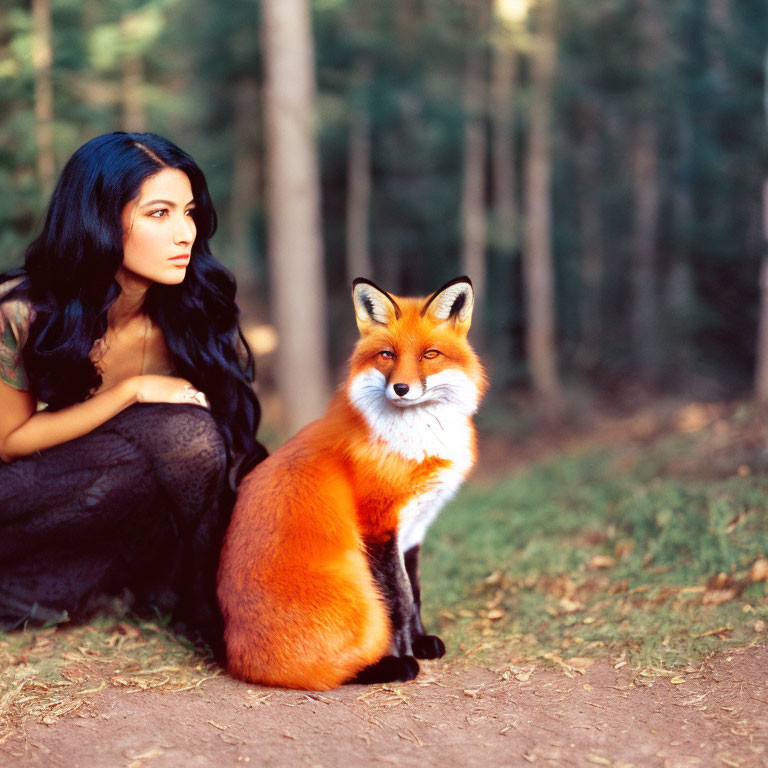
top-left (2, 645), bottom-right (766, 768)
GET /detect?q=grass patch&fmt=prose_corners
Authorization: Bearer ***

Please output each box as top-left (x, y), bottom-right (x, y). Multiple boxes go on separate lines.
top-left (421, 413), bottom-right (768, 670)
top-left (0, 614), bottom-right (218, 742)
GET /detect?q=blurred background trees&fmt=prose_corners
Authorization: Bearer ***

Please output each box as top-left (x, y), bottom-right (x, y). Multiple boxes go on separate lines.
top-left (0, 0), bottom-right (766, 433)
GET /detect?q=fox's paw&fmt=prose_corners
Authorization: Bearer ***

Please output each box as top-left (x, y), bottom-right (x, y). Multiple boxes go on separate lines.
top-left (412, 634), bottom-right (446, 660)
top-left (350, 655), bottom-right (420, 685)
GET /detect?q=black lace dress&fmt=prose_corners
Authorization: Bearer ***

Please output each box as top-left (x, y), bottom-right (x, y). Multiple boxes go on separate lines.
top-left (0, 402), bottom-right (244, 651)
top-left (0, 283), bottom-right (266, 652)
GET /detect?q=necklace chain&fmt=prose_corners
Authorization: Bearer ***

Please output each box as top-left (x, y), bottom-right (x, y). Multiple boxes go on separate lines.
top-left (141, 315), bottom-right (150, 376)
top-left (94, 316), bottom-right (151, 378)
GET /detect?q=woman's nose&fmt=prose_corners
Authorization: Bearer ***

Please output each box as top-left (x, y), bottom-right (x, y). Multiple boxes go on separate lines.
top-left (173, 213), bottom-right (195, 245)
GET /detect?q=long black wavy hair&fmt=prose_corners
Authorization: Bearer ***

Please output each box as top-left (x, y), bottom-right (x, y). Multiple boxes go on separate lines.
top-left (1, 132), bottom-right (261, 458)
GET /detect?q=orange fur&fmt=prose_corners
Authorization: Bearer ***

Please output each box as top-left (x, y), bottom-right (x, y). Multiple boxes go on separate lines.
top-left (218, 284), bottom-right (487, 690)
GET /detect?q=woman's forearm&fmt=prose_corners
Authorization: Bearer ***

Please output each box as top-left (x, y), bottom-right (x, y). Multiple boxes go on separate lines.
top-left (0, 377), bottom-right (140, 461)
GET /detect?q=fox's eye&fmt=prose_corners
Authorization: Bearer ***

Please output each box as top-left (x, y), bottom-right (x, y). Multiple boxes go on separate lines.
top-left (423, 350), bottom-right (441, 360)
top-left (379, 350), bottom-right (395, 360)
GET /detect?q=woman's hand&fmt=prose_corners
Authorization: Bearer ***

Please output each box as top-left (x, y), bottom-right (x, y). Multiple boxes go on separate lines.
top-left (2, 374), bottom-right (206, 461)
top-left (134, 375), bottom-right (210, 408)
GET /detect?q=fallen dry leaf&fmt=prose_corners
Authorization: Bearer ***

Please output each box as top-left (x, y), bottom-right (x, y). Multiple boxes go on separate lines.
top-left (559, 597), bottom-right (584, 613)
top-left (754, 620), bottom-right (766, 633)
top-left (748, 558), bottom-right (768, 583)
top-left (702, 572), bottom-right (744, 605)
top-left (568, 657), bottom-right (596, 670)
top-left (548, 574), bottom-right (576, 599)
top-left (702, 589), bottom-right (741, 605)
top-left (614, 540), bottom-right (634, 560)
top-left (517, 668), bottom-right (535, 683)
top-left (496, 664), bottom-right (536, 683)
top-left (610, 580), bottom-right (628, 595)
top-left (484, 570), bottom-right (503, 585)
top-left (542, 652), bottom-right (587, 677)
top-left (708, 572), bottom-right (732, 589)
top-left (589, 555), bottom-right (616, 570)
top-left (76, 681), bottom-right (106, 696)
top-left (697, 626), bottom-right (733, 638)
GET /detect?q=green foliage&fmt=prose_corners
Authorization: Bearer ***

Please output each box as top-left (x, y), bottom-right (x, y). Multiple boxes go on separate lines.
top-left (0, 0), bottom-right (766, 388)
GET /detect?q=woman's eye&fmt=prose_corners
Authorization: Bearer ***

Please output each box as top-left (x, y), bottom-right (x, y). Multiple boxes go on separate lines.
top-left (149, 209), bottom-right (167, 218)
top-left (185, 209), bottom-right (195, 217)
top-left (423, 350), bottom-right (441, 360)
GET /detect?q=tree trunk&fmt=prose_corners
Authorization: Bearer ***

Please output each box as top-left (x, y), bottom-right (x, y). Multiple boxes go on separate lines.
top-left (708, 0), bottom-right (732, 85)
top-left (756, 221), bottom-right (768, 404)
top-left (490, 36), bottom-right (517, 254)
top-left (629, 118), bottom-right (659, 371)
top-left (629, 0), bottom-right (662, 374)
top-left (460, 43), bottom-right (488, 347)
top-left (120, 14), bottom-right (146, 133)
top-left (31, 0), bottom-right (55, 198)
top-left (262, 0), bottom-right (331, 434)
top-left (522, 0), bottom-right (562, 408)
top-left (229, 76), bottom-right (262, 322)
top-left (576, 101), bottom-right (603, 372)
top-left (346, 59), bottom-right (373, 285)
top-left (663, 105), bottom-right (695, 361)
top-left (754, 48), bottom-right (768, 404)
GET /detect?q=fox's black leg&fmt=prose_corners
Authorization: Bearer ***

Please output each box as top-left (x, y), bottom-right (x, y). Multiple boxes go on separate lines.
top-left (403, 544), bottom-right (426, 636)
top-left (366, 535), bottom-right (416, 656)
top-left (404, 544), bottom-right (446, 660)
top-left (350, 655), bottom-right (419, 685)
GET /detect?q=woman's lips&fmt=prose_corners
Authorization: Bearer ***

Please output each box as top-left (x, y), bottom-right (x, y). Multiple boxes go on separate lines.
top-left (169, 254), bottom-right (190, 266)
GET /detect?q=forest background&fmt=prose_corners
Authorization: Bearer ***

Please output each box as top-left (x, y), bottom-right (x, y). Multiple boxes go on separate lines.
top-left (1, 0), bottom-right (767, 437)
top-left (1, 3), bottom-right (768, 757)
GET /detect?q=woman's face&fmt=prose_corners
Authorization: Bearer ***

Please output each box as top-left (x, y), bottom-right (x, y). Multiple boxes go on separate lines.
top-left (119, 167), bottom-right (196, 287)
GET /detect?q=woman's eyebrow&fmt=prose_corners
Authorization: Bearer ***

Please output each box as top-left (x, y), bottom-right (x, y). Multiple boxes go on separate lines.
top-left (140, 198), bottom-right (196, 208)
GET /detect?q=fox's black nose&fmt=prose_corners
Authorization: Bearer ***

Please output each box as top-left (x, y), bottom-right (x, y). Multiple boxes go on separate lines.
top-left (393, 383), bottom-right (410, 397)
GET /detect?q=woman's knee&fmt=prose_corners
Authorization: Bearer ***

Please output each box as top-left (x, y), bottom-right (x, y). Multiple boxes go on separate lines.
top-left (112, 403), bottom-right (226, 464)
top-left (115, 404), bottom-right (228, 509)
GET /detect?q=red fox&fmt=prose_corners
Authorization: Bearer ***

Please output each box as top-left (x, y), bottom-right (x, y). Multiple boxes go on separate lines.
top-left (217, 277), bottom-right (487, 690)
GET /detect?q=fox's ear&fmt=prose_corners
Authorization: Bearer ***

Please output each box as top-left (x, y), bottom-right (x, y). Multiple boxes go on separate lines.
top-left (352, 278), bottom-right (402, 334)
top-left (421, 277), bottom-right (474, 333)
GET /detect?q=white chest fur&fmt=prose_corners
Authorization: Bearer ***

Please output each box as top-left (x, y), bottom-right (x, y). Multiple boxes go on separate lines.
top-left (348, 368), bottom-right (477, 550)
top-left (396, 463), bottom-right (468, 551)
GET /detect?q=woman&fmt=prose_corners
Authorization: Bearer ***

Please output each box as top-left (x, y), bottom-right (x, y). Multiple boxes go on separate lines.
top-left (0, 132), bottom-right (266, 649)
